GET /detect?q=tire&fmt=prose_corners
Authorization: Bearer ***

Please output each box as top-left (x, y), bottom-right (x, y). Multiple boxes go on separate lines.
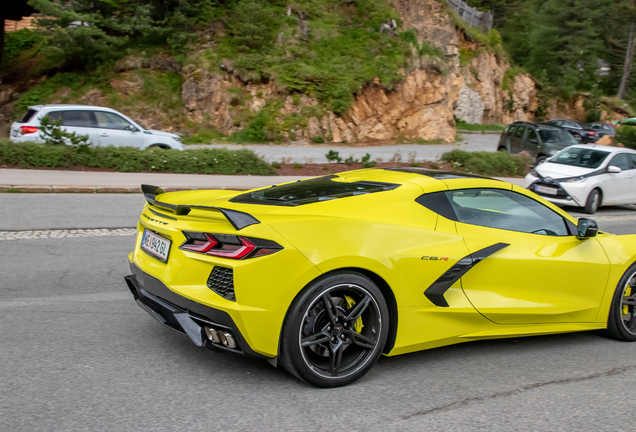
top-left (280, 271), bottom-right (389, 388)
top-left (147, 144), bottom-right (169, 150)
top-left (584, 189), bottom-right (601, 214)
top-left (607, 263), bottom-right (636, 341)
top-left (535, 155), bottom-right (547, 165)
top-left (573, 133), bottom-right (583, 143)
top-left (497, 146), bottom-right (507, 153)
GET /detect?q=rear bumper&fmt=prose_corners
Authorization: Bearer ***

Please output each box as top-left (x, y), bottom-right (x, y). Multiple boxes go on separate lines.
top-left (125, 263), bottom-right (265, 358)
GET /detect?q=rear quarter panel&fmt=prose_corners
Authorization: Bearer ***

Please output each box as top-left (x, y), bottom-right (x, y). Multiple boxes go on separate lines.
top-left (595, 234), bottom-right (636, 322)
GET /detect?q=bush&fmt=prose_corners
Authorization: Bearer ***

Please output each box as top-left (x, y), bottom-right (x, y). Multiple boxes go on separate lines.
top-left (0, 140), bottom-right (275, 175)
top-left (455, 120), bottom-right (505, 132)
top-left (441, 149), bottom-right (527, 176)
top-left (616, 126), bottom-right (636, 150)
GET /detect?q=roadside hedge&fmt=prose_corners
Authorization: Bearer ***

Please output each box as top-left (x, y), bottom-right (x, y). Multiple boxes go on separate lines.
top-left (441, 149), bottom-right (528, 177)
top-left (0, 140), bottom-right (275, 175)
top-left (616, 126), bottom-right (636, 150)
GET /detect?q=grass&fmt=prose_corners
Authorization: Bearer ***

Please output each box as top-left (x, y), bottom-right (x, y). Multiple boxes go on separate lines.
top-left (441, 149), bottom-right (528, 177)
top-left (182, 127), bottom-right (225, 144)
top-left (0, 140), bottom-right (275, 175)
top-left (456, 120), bottom-right (505, 131)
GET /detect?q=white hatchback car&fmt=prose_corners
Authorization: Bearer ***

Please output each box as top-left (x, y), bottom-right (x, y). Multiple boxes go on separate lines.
top-left (525, 145), bottom-right (636, 214)
top-left (10, 105), bottom-right (183, 150)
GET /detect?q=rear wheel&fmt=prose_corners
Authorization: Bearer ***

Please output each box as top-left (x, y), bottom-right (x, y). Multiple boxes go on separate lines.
top-left (280, 271), bottom-right (389, 388)
top-left (584, 189), bottom-right (601, 214)
top-left (573, 133), bottom-right (583, 143)
top-left (607, 264), bottom-right (636, 342)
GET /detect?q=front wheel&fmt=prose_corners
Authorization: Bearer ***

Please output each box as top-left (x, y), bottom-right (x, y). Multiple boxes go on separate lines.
top-left (607, 264), bottom-right (636, 341)
top-left (584, 189), bottom-right (601, 214)
top-left (280, 271), bottom-right (389, 388)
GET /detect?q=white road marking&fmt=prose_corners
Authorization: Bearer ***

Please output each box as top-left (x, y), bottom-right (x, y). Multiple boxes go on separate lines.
top-left (0, 228), bottom-right (137, 240)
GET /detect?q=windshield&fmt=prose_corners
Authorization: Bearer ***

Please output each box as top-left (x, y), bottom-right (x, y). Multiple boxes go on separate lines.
top-left (230, 175), bottom-right (399, 206)
top-left (538, 129), bottom-right (577, 144)
top-left (550, 147), bottom-right (610, 168)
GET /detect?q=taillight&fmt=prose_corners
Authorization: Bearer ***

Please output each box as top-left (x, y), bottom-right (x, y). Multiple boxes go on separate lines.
top-left (588, 131), bottom-right (595, 135)
top-left (180, 232), bottom-right (282, 259)
top-left (20, 126), bottom-right (39, 135)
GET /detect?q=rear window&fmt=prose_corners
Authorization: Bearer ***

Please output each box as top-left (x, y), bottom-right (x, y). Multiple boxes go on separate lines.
top-left (20, 109), bottom-right (38, 123)
top-left (230, 175), bottom-right (399, 206)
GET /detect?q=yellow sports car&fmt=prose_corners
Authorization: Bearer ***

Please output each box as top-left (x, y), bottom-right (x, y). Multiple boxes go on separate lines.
top-left (125, 169), bottom-right (636, 387)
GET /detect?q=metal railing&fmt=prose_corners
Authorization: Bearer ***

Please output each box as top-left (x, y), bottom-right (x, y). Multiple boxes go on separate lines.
top-left (446, 0), bottom-right (493, 32)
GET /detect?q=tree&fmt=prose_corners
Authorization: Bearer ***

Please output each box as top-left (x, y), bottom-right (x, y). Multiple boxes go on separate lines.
top-left (1, 0), bottom-right (35, 82)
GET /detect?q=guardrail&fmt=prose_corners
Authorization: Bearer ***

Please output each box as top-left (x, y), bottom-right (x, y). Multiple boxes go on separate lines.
top-left (446, 0), bottom-right (493, 32)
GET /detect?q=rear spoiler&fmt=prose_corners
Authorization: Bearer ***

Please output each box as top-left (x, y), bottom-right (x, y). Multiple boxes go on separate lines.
top-left (141, 184), bottom-right (260, 231)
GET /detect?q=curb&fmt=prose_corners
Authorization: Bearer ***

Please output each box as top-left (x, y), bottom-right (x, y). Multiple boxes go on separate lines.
top-left (0, 185), bottom-right (250, 193)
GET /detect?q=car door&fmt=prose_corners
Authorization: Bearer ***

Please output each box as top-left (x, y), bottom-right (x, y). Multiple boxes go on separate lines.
top-left (445, 186), bottom-right (609, 324)
top-left (603, 153), bottom-right (633, 204)
top-left (508, 125), bottom-right (525, 154)
top-left (522, 127), bottom-right (540, 157)
top-left (93, 111), bottom-right (143, 148)
top-left (48, 110), bottom-right (101, 145)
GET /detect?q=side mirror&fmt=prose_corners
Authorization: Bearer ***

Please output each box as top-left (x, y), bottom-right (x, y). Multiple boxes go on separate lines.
top-left (608, 165), bottom-right (622, 173)
top-left (577, 218), bottom-right (598, 238)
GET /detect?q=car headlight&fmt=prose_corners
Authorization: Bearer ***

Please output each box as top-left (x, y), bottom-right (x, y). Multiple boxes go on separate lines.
top-left (529, 169), bottom-right (538, 177)
top-left (172, 136), bottom-right (181, 142)
top-left (566, 176), bottom-right (587, 183)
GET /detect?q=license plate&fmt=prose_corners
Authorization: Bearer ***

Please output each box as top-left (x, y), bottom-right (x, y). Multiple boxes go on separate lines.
top-left (11, 130), bottom-right (18, 137)
top-left (141, 229), bottom-right (171, 262)
top-left (535, 185), bottom-right (558, 195)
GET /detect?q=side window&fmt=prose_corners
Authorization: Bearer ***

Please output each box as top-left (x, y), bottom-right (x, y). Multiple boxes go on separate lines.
top-left (610, 154), bottom-right (632, 170)
top-left (526, 129), bottom-right (538, 142)
top-left (60, 111), bottom-right (97, 128)
top-left (631, 154), bottom-right (636, 168)
top-left (46, 111), bottom-right (63, 122)
top-left (446, 189), bottom-right (570, 236)
top-left (549, 120), bottom-right (562, 126)
top-left (505, 125), bottom-right (515, 136)
top-left (94, 111), bottom-right (134, 130)
top-left (515, 126), bottom-right (525, 138)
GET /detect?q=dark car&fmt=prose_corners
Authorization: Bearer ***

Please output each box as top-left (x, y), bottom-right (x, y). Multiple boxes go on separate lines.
top-left (588, 122), bottom-right (616, 137)
top-left (545, 119), bottom-right (599, 143)
top-left (498, 122), bottom-right (578, 165)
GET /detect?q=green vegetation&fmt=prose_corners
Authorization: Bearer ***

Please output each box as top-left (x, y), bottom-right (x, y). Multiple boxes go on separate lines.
top-left (616, 126), bottom-right (636, 150)
top-left (428, 162), bottom-right (439, 169)
top-left (456, 120), bottom-right (505, 131)
top-left (441, 149), bottom-right (528, 177)
top-left (0, 140), bottom-right (274, 175)
top-left (182, 127), bottom-right (225, 145)
top-left (3, 29), bottom-right (44, 72)
top-left (39, 115), bottom-right (90, 149)
top-left (326, 150), bottom-right (343, 163)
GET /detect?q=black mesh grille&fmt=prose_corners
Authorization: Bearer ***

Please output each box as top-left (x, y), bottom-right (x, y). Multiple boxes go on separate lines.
top-left (207, 267), bottom-right (235, 301)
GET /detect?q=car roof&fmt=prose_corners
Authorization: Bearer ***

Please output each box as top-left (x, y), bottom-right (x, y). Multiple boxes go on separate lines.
top-left (29, 104), bottom-right (117, 112)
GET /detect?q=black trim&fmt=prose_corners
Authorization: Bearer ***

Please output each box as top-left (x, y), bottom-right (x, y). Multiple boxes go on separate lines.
top-left (415, 192), bottom-right (457, 220)
top-left (141, 184), bottom-right (260, 231)
top-left (126, 263), bottom-right (265, 358)
top-left (424, 243), bottom-right (510, 307)
top-left (386, 168), bottom-right (498, 180)
top-left (147, 207), bottom-right (177, 220)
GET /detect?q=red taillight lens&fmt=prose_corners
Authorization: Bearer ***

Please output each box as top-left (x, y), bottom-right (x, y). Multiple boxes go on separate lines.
top-left (180, 232), bottom-right (282, 259)
top-left (20, 126), bottom-right (39, 135)
top-left (588, 131), bottom-right (595, 135)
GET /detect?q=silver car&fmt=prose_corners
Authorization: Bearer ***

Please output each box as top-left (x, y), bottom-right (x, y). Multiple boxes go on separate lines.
top-left (10, 104), bottom-right (183, 150)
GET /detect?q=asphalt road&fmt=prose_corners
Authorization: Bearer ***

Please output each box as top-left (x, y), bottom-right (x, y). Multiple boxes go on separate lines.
top-left (2, 194), bottom-right (636, 431)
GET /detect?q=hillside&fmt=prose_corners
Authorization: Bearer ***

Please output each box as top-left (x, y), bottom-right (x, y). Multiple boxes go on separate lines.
top-left (0, 0), bottom-right (607, 143)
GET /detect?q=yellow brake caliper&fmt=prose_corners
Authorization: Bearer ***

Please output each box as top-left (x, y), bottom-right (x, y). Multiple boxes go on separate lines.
top-left (624, 284), bottom-right (631, 318)
top-left (344, 295), bottom-right (364, 333)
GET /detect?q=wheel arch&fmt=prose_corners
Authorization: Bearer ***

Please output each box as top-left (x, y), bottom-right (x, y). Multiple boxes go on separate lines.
top-left (146, 143), bottom-right (171, 150)
top-left (277, 267), bottom-right (398, 358)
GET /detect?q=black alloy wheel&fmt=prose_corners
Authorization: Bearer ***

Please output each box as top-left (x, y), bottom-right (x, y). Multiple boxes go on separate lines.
top-left (607, 264), bottom-right (636, 341)
top-left (280, 271), bottom-right (389, 387)
top-left (573, 133), bottom-right (583, 143)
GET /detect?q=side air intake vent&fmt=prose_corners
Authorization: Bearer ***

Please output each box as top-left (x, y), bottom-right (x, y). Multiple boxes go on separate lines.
top-left (207, 267), bottom-right (235, 301)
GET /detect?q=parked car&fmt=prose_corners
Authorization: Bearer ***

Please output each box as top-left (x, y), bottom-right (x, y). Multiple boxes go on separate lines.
top-left (9, 105), bottom-right (183, 150)
top-left (127, 169), bottom-right (636, 387)
top-left (525, 144), bottom-right (636, 213)
top-left (498, 121), bottom-right (578, 164)
top-left (544, 118), bottom-right (599, 143)
top-left (588, 122), bottom-right (616, 137)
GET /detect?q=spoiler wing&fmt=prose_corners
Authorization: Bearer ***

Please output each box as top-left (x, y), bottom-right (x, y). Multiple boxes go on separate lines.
top-left (141, 184), bottom-right (260, 231)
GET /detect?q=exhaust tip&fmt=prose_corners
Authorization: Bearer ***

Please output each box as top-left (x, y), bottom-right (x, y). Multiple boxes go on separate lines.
top-left (204, 327), bottom-right (221, 344)
top-left (204, 326), bottom-right (237, 349)
top-left (219, 331), bottom-right (237, 349)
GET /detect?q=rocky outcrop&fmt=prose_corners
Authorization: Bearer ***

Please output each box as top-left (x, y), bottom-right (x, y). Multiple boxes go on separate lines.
top-left (454, 84), bottom-right (484, 124)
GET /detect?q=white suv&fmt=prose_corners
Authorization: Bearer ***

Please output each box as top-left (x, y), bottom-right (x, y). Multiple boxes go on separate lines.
top-left (10, 105), bottom-right (183, 150)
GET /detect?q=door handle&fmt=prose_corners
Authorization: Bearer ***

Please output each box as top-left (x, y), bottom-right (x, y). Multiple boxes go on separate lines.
top-left (100, 133), bottom-right (109, 137)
